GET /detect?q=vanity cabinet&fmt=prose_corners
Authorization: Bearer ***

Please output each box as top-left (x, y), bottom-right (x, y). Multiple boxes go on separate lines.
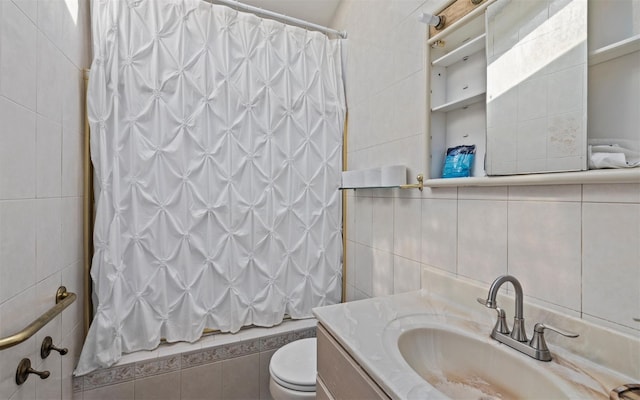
top-left (316, 323), bottom-right (390, 400)
top-left (425, 0), bottom-right (640, 186)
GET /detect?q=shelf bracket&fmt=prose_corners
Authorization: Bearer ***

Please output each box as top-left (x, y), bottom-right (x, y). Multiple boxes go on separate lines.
top-left (400, 174), bottom-right (424, 191)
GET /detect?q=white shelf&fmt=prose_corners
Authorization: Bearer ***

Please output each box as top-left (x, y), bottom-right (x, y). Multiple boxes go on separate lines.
top-left (431, 91), bottom-right (485, 113)
top-left (589, 34), bottom-right (640, 66)
top-left (432, 34), bottom-right (486, 67)
top-left (424, 168), bottom-right (640, 187)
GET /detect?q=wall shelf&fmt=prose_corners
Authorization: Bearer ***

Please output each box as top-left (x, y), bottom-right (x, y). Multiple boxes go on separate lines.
top-left (340, 174), bottom-right (424, 191)
top-left (431, 91), bottom-right (485, 113)
top-left (589, 34), bottom-right (640, 66)
top-left (424, 168), bottom-right (640, 187)
top-left (432, 34), bottom-right (486, 67)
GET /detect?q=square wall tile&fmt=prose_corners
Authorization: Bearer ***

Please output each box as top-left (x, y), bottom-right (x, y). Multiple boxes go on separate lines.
top-left (458, 186), bottom-right (508, 200)
top-left (0, 0), bottom-right (37, 109)
top-left (583, 203), bottom-right (640, 328)
top-left (0, 97), bottom-right (36, 199)
top-left (61, 324), bottom-right (85, 400)
top-left (391, 17), bottom-right (425, 83)
top-left (345, 195), bottom-right (355, 241)
top-left (36, 0), bottom-right (64, 49)
top-left (35, 198), bottom-right (62, 281)
top-left (36, 31), bottom-right (63, 121)
top-left (583, 183), bottom-right (640, 203)
top-left (457, 200), bottom-right (507, 284)
top-left (0, 200), bottom-right (36, 303)
top-left (421, 199), bottom-right (456, 272)
top-left (9, 378), bottom-right (35, 400)
top-left (371, 248), bottom-right (393, 297)
top-left (180, 362), bottom-right (222, 400)
top-left (36, 115), bottom-right (62, 198)
top-left (354, 196), bottom-right (372, 245)
top-left (393, 256), bottom-right (420, 294)
top-left (371, 197), bottom-right (393, 252)
top-left (61, 60), bottom-right (84, 133)
top-left (60, 0), bottom-right (91, 69)
top-left (344, 284), bottom-right (357, 302)
top-left (345, 240), bottom-right (356, 287)
top-left (508, 184), bottom-right (581, 201)
top-left (62, 261), bottom-right (83, 336)
top-left (508, 201), bottom-right (581, 311)
top-left (62, 127), bottom-right (83, 197)
top-left (354, 244), bottom-right (373, 297)
top-left (259, 350), bottom-right (276, 400)
top-left (134, 371), bottom-right (181, 400)
top-left (83, 381), bottom-right (134, 400)
top-left (0, 288), bottom-right (38, 398)
top-left (61, 196), bottom-right (82, 267)
top-left (346, 101), bottom-right (371, 152)
top-left (392, 73), bottom-right (425, 139)
top-left (394, 198), bottom-right (421, 261)
top-left (221, 353), bottom-right (260, 400)
top-left (12, 0), bottom-right (37, 23)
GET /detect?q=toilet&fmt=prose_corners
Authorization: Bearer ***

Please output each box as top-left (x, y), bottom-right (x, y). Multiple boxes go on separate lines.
top-left (269, 338), bottom-right (317, 399)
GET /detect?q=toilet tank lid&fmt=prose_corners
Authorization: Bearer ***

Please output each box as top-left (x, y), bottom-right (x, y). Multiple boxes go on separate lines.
top-left (270, 338), bottom-right (317, 387)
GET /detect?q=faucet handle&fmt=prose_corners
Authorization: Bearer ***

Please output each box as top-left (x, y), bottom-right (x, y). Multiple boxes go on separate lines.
top-left (529, 323), bottom-right (579, 361)
top-left (477, 297), bottom-right (496, 308)
top-left (533, 323), bottom-right (579, 339)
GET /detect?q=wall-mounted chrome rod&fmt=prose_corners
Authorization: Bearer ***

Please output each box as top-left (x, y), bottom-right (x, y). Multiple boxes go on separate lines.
top-left (0, 287), bottom-right (76, 351)
top-left (210, 0), bottom-right (347, 38)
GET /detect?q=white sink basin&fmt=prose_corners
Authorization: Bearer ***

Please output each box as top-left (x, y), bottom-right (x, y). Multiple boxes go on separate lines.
top-left (398, 326), bottom-right (574, 399)
top-left (380, 314), bottom-right (596, 399)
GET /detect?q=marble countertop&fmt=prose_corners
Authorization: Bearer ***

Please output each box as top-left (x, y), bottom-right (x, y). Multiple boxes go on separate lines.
top-left (313, 289), bottom-right (638, 400)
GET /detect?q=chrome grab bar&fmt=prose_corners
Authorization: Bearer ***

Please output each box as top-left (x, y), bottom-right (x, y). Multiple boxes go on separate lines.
top-left (0, 286), bottom-right (76, 351)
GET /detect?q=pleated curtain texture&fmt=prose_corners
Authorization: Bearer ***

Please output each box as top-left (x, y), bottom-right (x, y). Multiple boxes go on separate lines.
top-left (76, 0), bottom-right (346, 375)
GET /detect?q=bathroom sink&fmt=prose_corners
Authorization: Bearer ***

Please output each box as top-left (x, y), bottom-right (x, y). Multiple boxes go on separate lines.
top-left (397, 326), bottom-right (576, 399)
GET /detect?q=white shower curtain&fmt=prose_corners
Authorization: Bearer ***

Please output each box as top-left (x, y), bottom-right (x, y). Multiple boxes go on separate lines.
top-left (76, 0), bottom-right (345, 375)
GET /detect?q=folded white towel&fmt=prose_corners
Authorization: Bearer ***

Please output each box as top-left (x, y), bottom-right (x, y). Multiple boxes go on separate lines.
top-left (588, 142), bottom-right (640, 169)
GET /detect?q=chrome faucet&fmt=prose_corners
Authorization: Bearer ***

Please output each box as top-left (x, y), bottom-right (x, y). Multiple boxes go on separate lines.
top-left (478, 275), bottom-right (579, 361)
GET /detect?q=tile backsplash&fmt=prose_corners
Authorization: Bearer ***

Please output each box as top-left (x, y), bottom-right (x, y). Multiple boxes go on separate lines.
top-left (334, 0), bottom-right (640, 336)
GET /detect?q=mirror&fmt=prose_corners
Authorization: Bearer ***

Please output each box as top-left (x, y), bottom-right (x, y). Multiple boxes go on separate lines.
top-left (485, 0), bottom-right (588, 175)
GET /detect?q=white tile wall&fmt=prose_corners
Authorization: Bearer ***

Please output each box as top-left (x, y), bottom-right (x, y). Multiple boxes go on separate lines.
top-left (0, 0), bottom-right (90, 399)
top-left (337, 0), bottom-right (640, 336)
top-left (457, 199), bottom-right (507, 283)
top-left (421, 198), bottom-right (457, 272)
top-left (393, 197), bottom-right (421, 261)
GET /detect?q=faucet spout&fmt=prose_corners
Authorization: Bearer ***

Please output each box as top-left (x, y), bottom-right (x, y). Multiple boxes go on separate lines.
top-left (478, 275), bottom-right (579, 361)
top-left (482, 275), bottom-right (527, 342)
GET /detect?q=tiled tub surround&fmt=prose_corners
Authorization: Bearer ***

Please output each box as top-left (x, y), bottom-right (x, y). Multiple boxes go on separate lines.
top-left (0, 0), bottom-right (90, 399)
top-left (314, 270), bottom-right (640, 399)
top-left (73, 319), bottom-right (316, 399)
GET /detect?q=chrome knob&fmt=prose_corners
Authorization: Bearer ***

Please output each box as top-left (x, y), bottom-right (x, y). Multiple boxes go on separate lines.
top-left (41, 336), bottom-right (68, 358)
top-left (15, 358), bottom-right (50, 385)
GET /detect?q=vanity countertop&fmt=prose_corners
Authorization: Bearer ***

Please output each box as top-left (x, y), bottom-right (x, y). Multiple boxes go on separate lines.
top-left (313, 289), bottom-right (639, 399)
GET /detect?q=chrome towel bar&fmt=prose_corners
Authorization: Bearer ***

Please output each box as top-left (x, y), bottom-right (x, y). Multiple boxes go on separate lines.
top-left (0, 286), bottom-right (77, 351)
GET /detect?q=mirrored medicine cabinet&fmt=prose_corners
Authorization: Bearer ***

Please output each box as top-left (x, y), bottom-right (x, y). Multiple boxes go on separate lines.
top-left (425, 0), bottom-right (640, 187)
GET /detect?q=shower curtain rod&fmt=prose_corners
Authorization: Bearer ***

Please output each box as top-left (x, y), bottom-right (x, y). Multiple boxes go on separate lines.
top-left (210, 0), bottom-right (347, 38)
